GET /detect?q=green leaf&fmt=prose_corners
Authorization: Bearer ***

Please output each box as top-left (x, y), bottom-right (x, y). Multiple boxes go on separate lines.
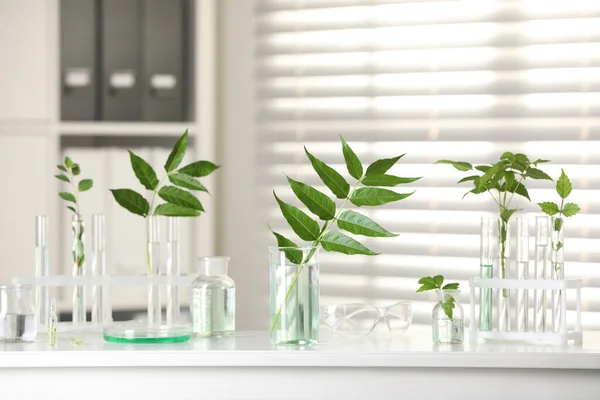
top-left (556, 169), bottom-right (572, 199)
top-left (418, 276), bottom-right (437, 286)
top-left (110, 189), bottom-right (149, 217)
top-left (129, 150), bottom-right (159, 190)
top-left (526, 167), bottom-right (553, 181)
top-left (59, 192), bottom-right (76, 203)
top-left (287, 176), bottom-right (336, 221)
top-left (366, 155), bottom-right (404, 175)
top-left (512, 153), bottom-right (530, 172)
top-left (339, 135), bottom-right (363, 180)
top-left (57, 165), bottom-right (67, 172)
top-left (273, 191), bottom-right (320, 241)
top-left (350, 187), bottom-right (413, 206)
top-left (178, 160), bottom-right (220, 178)
top-left (500, 208), bottom-right (518, 223)
top-left (164, 130), bottom-right (188, 172)
top-left (169, 172), bottom-right (208, 192)
top-left (305, 147), bottom-right (350, 199)
top-left (554, 217), bottom-right (564, 232)
top-left (555, 241), bottom-right (564, 251)
top-left (64, 157), bottom-right (73, 168)
top-left (433, 275), bottom-right (444, 288)
top-left (500, 152), bottom-right (514, 160)
top-left (73, 239), bottom-right (84, 266)
top-left (475, 165), bottom-right (491, 173)
top-left (78, 179), bottom-right (93, 192)
top-left (416, 283), bottom-right (438, 293)
top-left (443, 283), bottom-right (460, 290)
top-left (66, 205), bottom-right (77, 214)
top-left (440, 297), bottom-right (456, 319)
top-left (154, 203), bottom-right (200, 217)
top-left (533, 159), bottom-right (551, 166)
top-left (337, 210), bottom-right (398, 237)
top-left (72, 165), bottom-right (81, 176)
top-left (538, 202), bottom-right (560, 216)
top-left (562, 203), bottom-right (581, 217)
top-left (320, 230), bottom-right (378, 256)
top-left (504, 170), bottom-right (515, 188)
top-left (457, 175), bottom-right (478, 184)
top-left (158, 186), bottom-right (204, 211)
top-left (361, 174), bottom-right (421, 187)
top-left (506, 181), bottom-right (531, 201)
top-left (55, 174), bottom-right (70, 183)
top-left (435, 160), bottom-right (472, 172)
top-left (269, 228), bottom-right (303, 264)
top-left (477, 162), bottom-right (503, 191)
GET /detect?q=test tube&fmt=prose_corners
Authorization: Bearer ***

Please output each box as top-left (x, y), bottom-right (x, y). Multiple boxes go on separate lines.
top-left (166, 217), bottom-right (181, 324)
top-left (534, 216), bottom-right (550, 331)
top-left (35, 215), bottom-right (50, 326)
top-left (516, 217), bottom-right (529, 332)
top-left (479, 217), bottom-right (494, 331)
top-left (92, 214), bottom-right (111, 325)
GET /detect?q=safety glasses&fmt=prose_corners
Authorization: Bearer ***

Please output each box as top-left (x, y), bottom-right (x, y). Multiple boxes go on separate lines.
top-left (322, 301), bottom-right (412, 337)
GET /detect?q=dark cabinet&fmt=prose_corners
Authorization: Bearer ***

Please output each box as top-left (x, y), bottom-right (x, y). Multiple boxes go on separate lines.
top-left (60, 0), bottom-right (188, 122)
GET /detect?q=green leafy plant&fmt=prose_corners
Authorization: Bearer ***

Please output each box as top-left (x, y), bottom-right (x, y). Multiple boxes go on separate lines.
top-left (416, 275), bottom-right (460, 319)
top-left (110, 130), bottom-right (219, 274)
top-left (55, 157), bottom-right (94, 271)
top-left (269, 135), bottom-right (420, 332)
top-left (538, 169), bottom-right (580, 273)
top-left (435, 153), bottom-right (552, 283)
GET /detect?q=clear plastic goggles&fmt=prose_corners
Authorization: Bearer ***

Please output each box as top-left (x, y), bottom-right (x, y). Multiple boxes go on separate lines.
top-left (322, 301), bottom-right (412, 337)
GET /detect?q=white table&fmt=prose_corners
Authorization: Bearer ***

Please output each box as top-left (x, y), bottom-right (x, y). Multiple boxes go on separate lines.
top-left (1, 327), bottom-right (599, 400)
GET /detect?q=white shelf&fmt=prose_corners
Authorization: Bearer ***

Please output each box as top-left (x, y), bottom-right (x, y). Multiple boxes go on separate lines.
top-left (470, 277), bottom-right (583, 290)
top-left (58, 122), bottom-right (195, 136)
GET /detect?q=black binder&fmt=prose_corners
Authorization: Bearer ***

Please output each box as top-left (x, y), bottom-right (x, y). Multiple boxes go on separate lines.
top-left (100, 0), bottom-right (140, 121)
top-left (60, 0), bottom-right (98, 121)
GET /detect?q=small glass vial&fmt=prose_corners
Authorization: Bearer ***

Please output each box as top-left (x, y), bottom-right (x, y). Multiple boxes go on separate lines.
top-left (48, 298), bottom-right (58, 348)
top-left (190, 257), bottom-right (235, 337)
top-left (0, 284), bottom-right (37, 342)
top-left (432, 289), bottom-right (464, 344)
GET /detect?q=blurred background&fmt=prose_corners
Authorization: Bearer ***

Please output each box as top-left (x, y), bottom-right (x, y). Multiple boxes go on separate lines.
top-left (1, 0), bottom-right (599, 330)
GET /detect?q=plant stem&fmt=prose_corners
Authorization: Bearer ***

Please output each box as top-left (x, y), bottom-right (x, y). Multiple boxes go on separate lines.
top-left (146, 175), bottom-right (169, 276)
top-left (269, 179), bottom-right (363, 334)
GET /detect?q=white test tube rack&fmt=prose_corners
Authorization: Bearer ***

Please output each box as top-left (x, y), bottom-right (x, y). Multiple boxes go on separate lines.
top-left (11, 275), bottom-right (196, 327)
top-left (469, 277), bottom-right (582, 345)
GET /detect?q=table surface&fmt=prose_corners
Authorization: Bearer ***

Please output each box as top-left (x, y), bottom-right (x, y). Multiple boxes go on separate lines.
top-left (1, 326), bottom-right (600, 370)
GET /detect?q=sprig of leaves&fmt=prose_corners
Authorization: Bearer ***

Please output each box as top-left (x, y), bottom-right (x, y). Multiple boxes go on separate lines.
top-left (538, 169), bottom-right (580, 265)
top-left (416, 275), bottom-right (460, 319)
top-left (271, 135), bottom-right (418, 262)
top-left (270, 135), bottom-right (419, 332)
top-left (55, 158), bottom-right (93, 270)
top-left (436, 153), bottom-right (552, 281)
top-left (110, 130), bottom-right (219, 218)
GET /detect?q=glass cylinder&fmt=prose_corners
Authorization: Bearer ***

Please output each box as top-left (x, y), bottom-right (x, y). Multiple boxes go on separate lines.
top-left (269, 246), bottom-right (319, 346)
top-left (516, 217), bottom-right (529, 332)
top-left (496, 218), bottom-right (511, 331)
top-left (166, 217), bottom-right (181, 325)
top-left (91, 214), bottom-right (111, 325)
top-left (0, 284), bottom-right (37, 342)
top-left (35, 215), bottom-right (50, 327)
top-left (190, 256), bottom-right (235, 337)
top-left (534, 216), bottom-right (550, 332)
top-left (71, 214), bottom-right (86, 325)
top-left (551, 216), bottom-right (565, 333)
top-left (479, 217), bottom-right (494, 331)
top-left (432, 289), bottom-right (464, 344)
top-left (147, 215), bottom-right (161, 324)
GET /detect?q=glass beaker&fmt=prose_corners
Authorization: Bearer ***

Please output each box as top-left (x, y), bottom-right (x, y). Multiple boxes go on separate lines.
top-left (0, 284), bottom-right (37, 342)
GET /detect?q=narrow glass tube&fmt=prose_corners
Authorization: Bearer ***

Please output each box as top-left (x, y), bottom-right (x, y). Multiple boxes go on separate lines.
top-left (35, 215), bottom-right (50, 326)
top-left (92, 214), bottom-right (111, 325)
top-left (48, 297), bottom-right (58, 348)
top-left (166, 217), bottom-right (181, 324)
top-left (72, 214), bottom-right (86, 325)
top-left (479, 217), bottom-right (494, 331)
top-left (147, 215), bottom-right (161, 324)
top-left (551, 217), bottom-right (565, 333)
top-left (516, 217), bottom-right (529, 332)
top-left (496, 218), bottom-right (510, 331)
top-left (534, 216), bottom-right (549, 332)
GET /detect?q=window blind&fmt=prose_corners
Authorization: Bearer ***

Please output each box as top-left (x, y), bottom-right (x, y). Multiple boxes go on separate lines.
top-left (253, 0), bottom-right (600, 329)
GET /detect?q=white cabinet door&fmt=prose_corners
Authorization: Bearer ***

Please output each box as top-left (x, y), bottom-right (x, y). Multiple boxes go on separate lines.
top-left (0, 136), bottom-right (49, 283)
top-left (0, 0), bottom-right (50, 122)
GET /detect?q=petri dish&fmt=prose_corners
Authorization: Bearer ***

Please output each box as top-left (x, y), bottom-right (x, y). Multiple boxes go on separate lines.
top-left (103, 323), bottom-right (192, 344)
